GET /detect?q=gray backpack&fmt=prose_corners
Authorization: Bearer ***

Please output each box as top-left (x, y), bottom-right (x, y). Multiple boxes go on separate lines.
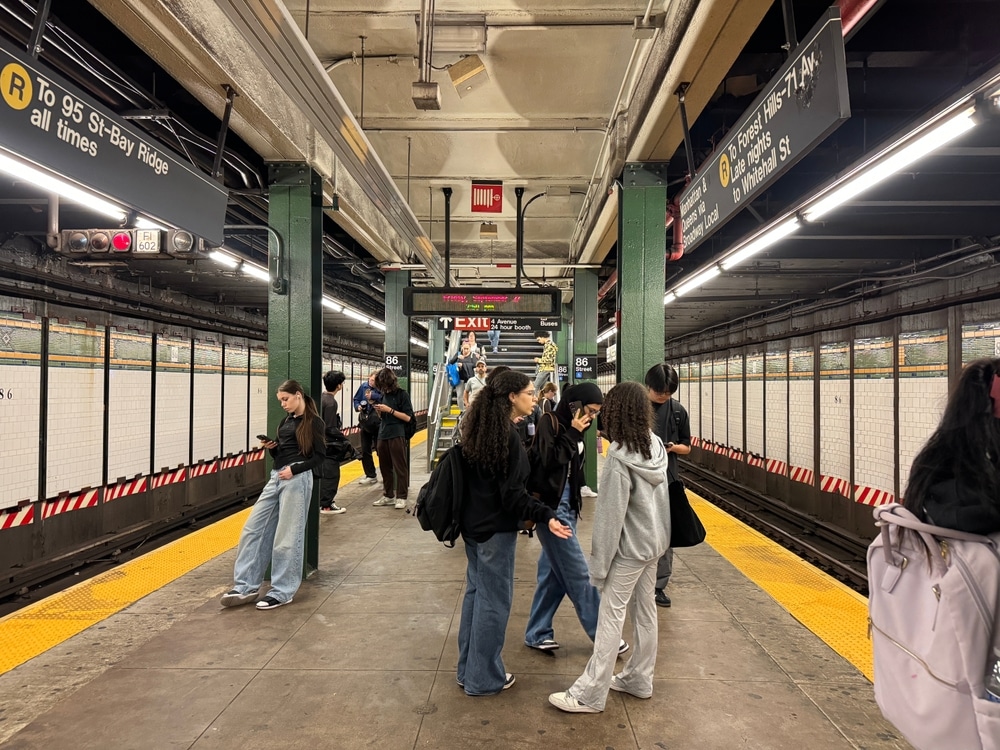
top-left (867, 504), bottom-right (1000, 749)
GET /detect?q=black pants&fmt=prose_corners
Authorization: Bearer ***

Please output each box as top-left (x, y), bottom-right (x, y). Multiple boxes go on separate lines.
top-left (359, 427), bottom-right (377, 478)
top-left (320, 456), bottom-right (341, 507)
top-left (376, 436), bottom-right (409, 499)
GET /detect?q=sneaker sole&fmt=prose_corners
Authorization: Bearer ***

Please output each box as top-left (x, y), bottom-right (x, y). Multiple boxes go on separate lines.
top-left (220, 592), bottom-right (258, 607)
top-left (526, 642), bottom-right (560, 651)
top-left (609, 683), bottom-right (651, 699)
top-left (256, 599), bottom-right (292, 610)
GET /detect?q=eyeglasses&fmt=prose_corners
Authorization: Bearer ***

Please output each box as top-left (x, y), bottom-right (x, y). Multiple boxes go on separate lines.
top-left (519, 388), bottom-right (536, 396)
top-left (584, 406), bottom-right (601, 417)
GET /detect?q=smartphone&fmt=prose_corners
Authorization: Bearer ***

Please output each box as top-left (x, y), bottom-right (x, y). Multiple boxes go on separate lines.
top-left (569, 401), bottom-right (583, 419)
top-left (256, 434), bottom-right (273, 443)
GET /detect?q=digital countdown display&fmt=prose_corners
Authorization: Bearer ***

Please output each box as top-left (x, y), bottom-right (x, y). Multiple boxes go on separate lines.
top-left (403, 287), bottom-right (560, 316)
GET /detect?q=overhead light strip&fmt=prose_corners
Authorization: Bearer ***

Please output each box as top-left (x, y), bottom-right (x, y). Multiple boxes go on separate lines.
top-left (0, 151), bottom-right (126, 221)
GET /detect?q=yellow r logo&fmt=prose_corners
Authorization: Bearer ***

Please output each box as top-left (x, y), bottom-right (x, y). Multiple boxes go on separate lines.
top-left (719, 153), bottom-right (731, 188)
top-left (1, 63), bottom-right (32, 110)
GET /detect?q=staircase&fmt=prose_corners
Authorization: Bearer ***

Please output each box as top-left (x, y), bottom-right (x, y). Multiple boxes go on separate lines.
top-left (480, 329), bottom-right (543, 378)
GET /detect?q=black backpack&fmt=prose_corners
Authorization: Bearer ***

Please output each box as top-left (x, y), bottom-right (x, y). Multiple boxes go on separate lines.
top-left (415, 445), bottom-right (467, 547)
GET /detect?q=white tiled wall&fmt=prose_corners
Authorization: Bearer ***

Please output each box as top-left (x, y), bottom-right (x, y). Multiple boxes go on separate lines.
top-left (108, 369), bottom-right (151, 480)
top-left (0, 362), bottom-right (41, 508)
top-left (765, 375), bottom-right (788, 466)
top-left (47, 366), bottom-right (104, 496)
top-left (223, 373), bottom-right (248, 455)
top-left (192, 370), bottom-right (222, 462)
top-left (728, 376), bottom-right (744, 451)
top-left (155, 370), bottom-right (190, 470)
top-left (249, 374), bottom-right (268, 439)
top-left (899, 377), bottom-right (948, 494)
top-left (819, 379), bottom-right (850, 483)
top-left (746, 379), bottom-right (764, 455)
top-left (854, 377), bottom-right (895, 493)
top-left (789, 379), bottom-right (814, 473)
top-left (685, 365), bottom-right (700, 441)
top-left (701, 362), bottom-right (713, 441)
top-left (713, 368), bottom-right (727, 444)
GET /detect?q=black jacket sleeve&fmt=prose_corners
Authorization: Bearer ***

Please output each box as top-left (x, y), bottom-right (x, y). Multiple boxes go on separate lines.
top-left (501, 429), bottom-right (556, 525)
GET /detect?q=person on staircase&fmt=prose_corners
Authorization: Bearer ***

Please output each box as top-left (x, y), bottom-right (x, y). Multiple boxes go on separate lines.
top-left (449, 341), bottom-right (481, 413)
top-left (533, 330), bottom-right (559, 394)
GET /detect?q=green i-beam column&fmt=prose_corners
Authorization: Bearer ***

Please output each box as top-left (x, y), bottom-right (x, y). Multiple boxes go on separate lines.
top-left (383, 269), bottom-right (412, 481)
top-left (267, 163), bottom-right (323, 575)
top-left (573, 269), bottom-right (599, 489)
top-left (616, 163), bottom-right (667, 384)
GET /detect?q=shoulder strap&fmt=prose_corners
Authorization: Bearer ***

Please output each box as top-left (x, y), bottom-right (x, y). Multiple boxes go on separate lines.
top-left (874, 503), bottom-right (1000, 575)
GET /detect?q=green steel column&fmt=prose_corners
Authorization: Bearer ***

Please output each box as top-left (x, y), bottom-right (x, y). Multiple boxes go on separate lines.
top-left (383, 270), bottom-right (412, 477)
top-left (267, 163), bottom-right (323, 575)
top-left (616, 162), bottom-right (668, 383)
top-left (573, 269), bottom-right (599, 489)
top-left (559, 303), bottom-right (571, 391)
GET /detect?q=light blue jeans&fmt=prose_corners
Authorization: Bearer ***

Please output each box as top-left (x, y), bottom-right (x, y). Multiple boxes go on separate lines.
top-left (524, 483), bottom-right (600, 646)
top-left (487, 329), bottom-right (500, 351)
top-left (232, 468), bottom-right (312, 604)
top-left (457, 531), bottom-right (517, 695)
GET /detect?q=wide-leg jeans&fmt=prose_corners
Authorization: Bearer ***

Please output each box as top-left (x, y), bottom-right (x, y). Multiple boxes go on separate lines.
top-left (524, 483), bottom-right (600, 645)
top-left (457, 531), bottom-right (517, 695)
top-left (569, 556), bottom-right (659, 710)
top-left (232, 468), bottom-right (312, 604)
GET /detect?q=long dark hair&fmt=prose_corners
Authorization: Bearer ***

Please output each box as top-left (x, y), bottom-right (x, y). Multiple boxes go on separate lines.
top-left (278, 379), bottom-right (319, 455)
top-left (374, 367), bottom-right (398, 393)
top-left (601, 381), bottom-right (653, 459)
top-left (461, 369), bottom-right (530, 474)
top-left (904, 358), bottom-right (1000, 517)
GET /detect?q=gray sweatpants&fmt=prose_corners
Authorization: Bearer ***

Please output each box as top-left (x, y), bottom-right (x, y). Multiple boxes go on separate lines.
top-left (568, 557), bottom-right (659, 711)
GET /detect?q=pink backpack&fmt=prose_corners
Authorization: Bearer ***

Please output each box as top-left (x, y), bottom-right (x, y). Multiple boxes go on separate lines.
top-left (867, 504), bottom-right (1000, 749)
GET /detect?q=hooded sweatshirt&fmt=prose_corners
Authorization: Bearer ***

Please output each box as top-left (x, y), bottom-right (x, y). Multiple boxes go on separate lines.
top-left (588, 432), bottom-right (671, 589)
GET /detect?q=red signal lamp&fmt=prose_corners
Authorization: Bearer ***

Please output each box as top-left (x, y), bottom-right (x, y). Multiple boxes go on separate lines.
top-left (111, 231), bottom-right (132, 251)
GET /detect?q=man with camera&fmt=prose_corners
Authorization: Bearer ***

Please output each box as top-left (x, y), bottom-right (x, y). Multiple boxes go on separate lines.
top-left (352, 371), bottom-right (382, 486)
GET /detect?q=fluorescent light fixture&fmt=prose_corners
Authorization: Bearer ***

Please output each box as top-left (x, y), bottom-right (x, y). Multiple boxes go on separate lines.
top-left (596, 327), bottom-right (616, 343)
top-left (135, 217), bottom-right (167, 231)
top-left (804, 108), bottom-right (976, 221)
top-left (368, 319), bottom-right (387, 331)
top-left (421, 15), bottom-right (487, 53)
top-left (720, 217), bottom-right (800, 271)
top-left (0, 151), bottom-right (126, 221)
top-left (411, 338), bottom-right (429, 349)
top-left (322, 297), bottom-right (344, 313)
top-left (663, 291), bottom-right (677, 305)
top-left (240, 262), bottom-right (270, 282)
top-left (674, 266), bottom-right (721, 298)
top-left (209, 250), bottom-right (240, 269)
top-left (342, 307), bottom-right (370, 324)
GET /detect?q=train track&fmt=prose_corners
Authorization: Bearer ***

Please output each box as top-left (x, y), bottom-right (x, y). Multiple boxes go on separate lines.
top-left (681, 461), bottom-right (870, 594)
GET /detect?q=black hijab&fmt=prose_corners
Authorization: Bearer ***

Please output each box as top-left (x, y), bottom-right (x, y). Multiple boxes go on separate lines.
top-left (553, 383), bottom-right (604, 429)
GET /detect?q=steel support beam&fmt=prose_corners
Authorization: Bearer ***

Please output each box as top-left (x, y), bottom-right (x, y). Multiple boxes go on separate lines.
top-left (573, 269), bottom-right (599, 489)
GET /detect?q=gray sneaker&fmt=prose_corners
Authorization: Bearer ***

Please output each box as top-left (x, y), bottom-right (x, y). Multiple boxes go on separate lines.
top-left (220, 589), bottom-right (259, 607)
top-left (610, 674), bottom-right (652, 699)
top-left (393, 497), bottom-right (407, 509)
top-left (373, 496), bottom-right (395, 506)
top-left (358, 476), bottom-right (378, 486)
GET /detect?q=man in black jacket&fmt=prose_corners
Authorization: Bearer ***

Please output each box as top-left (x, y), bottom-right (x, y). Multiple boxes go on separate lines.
top-left (320, 371), bottom-right (348, 514)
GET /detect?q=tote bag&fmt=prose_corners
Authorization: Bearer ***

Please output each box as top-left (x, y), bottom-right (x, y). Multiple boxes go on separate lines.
top-left (669, 480), bottom-right (706, 548)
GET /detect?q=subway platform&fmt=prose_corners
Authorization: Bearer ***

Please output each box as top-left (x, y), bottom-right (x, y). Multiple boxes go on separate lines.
top-left (0, 438), bottom-right (910, 749)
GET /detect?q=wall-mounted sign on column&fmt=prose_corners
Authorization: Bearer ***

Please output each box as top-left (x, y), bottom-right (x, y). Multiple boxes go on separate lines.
top-left (573, 355), bottom-right (596, 380)
top-left (471, 180), bottom-right (503, 213)
top-left (384, 353), bottom-right (408, 377)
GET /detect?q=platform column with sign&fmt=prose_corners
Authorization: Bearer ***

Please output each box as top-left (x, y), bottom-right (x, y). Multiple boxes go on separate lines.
top-left (617, 163), bottom-right (667, 384)
top-left (573, 268), bottom-right (599, 489)
top-left (267, 163), bottom-right (323, 575)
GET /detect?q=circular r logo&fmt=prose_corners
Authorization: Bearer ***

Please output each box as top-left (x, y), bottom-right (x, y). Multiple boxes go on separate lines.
top-left (719, 153), bottom-right (731, 188)
top-left (1, 63), bottom-right (32, 110)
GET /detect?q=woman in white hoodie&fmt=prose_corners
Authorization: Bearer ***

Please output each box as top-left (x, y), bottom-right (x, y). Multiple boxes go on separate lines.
top-left (548, 381), bottom-right (671, 713)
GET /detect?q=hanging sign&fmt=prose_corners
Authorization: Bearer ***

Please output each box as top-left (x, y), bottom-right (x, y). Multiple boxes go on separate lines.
top-left (435, 316), bottom-right (560, 332)
top-left (471, 180), bottom-right (503, 213)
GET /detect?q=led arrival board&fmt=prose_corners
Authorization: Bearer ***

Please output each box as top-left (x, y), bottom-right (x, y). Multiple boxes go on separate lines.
top-left (0, 38), bottom-right (227, 244)
top-left (678, 8), bottom-right (850, 252)
top-left (404, 287), bottom-right (560, 316)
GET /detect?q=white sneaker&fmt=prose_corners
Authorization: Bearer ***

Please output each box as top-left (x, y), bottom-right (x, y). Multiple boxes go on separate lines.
top-left (373, 496), bottom-right (395, 506)
top-left (393, 498), bottom-right (406, 509)
top-left (548, 691), bottom-right (600, 713)
top-left (581, 486), bottom-right (598, 498)
top-left (358, 476), bottom-right (378, 486)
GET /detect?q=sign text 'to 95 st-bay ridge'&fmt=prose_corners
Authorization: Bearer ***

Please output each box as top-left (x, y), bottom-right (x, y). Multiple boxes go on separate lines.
top-left (678, 8), bottom-right (850, 252)
top-left (0, 38), bottom-right (226, 245)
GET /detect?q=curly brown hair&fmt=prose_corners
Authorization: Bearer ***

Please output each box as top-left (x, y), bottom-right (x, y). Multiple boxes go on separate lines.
top-left (601, 381), bottom-right (653, 459)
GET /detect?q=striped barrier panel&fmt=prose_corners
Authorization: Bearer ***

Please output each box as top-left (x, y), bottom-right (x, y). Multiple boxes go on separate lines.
top-left (249, 449), bottom-right (266, 462)
top-left (1, 505), bottom-right (33, 529)
top-left (747, 455), bottom-right (765, 469)
top-left (105, 477), bottom-right (148, 502)
top-left (220, 455), bottom-right (245, 470)
top-left (189, 461), bottom-right (218, 478)
top-left (766, 458), bottom-right (788, 475)
top-left (151, 467), bottom-right (187, 489)
top-left (790, 466), bottom-right (815, 485)
top-left (820, 474), bottom-right (851, 497)
top-left (855, 485), bottom-right (895, 506)
top-left (43, 489), bottom-right (100, 518)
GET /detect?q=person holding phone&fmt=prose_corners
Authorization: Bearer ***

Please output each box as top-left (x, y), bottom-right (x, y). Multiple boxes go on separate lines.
top-left (524, 383), bottom-right (629, 656)
top-left (222, 379), bottom-right (325, 610)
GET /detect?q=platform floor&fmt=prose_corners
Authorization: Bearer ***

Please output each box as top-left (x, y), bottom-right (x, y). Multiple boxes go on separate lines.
top-left (0, 449), bottom-right (911, 749)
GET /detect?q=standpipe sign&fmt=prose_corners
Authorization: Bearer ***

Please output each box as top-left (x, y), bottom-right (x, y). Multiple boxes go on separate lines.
top-left (678, 7), bottom-right (850, 252)
top-left (0, 39), bottom-right (227, 245)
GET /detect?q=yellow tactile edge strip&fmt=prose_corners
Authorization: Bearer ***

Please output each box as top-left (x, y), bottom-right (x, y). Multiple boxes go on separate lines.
top-left (690, 492), bottom-right (872, 681)
top-left (0, 431), bottom-right (426, 676)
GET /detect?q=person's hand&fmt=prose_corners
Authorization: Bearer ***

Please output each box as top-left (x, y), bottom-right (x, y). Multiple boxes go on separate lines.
top-left (512, 415), bottom-right (525, 424)
top-left (260, 438), bottom-right (277, 449)
top-left (548, 518), bottom-right (573, 539)
top-left (666, 441), bottom-right (675, 453)
top-left (376, 403), bottom-right (392, 414)
top-left (571, 414), bottom-right (592, 432)
top-left (277, 466), bottom-right (293, 480)
top-left (533, 357), bottom-right (540, 363)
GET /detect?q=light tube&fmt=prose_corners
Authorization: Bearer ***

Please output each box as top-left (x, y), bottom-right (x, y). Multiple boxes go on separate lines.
top-left (720, 217), bottom-right (800, 270)
top-left (368, 319), bottom-right (387, 330)
top-left (804, 109), bottom-right (976, 221)
top-left (135, 217), bottom-right (167, 231)
top-left (342, 307), bottom-right (370, 323)
top-left (209, 250), bottom-right (240, 268)
top-left (596, 327), bottom-right (616, 343)
top-left (0, 151), bottom-right (126, 221)
top-left (240, 262), bottom-right (270, 282)
top-left (322, 297), bottom-right (344, 312)
top-left (673, 266), bottom-right (721, 298)
top-left (411, 338), bottom-right (429, 348)
top-left (663, 291), bottom-right (677, 305)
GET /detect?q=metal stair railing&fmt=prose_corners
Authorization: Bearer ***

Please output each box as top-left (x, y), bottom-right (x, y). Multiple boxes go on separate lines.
top-left (426, 330), bottom-right (463, 471)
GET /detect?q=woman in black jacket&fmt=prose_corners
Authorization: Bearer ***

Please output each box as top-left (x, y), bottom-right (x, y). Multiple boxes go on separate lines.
top-left (524, 382), bottom-right (618, 654)
top-left (221, 379), bottom-right (325, 611)
top-left (457, 369), bottom-right (572, 696)
top-left (371, 368), bottom-right (415, 510)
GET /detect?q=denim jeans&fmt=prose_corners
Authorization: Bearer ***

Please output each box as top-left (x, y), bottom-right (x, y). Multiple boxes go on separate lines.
top-left (232, 468), bottom-right (312, 604)
top-left (524, 483), bottom-right (600, 646)
top-left (569, 557), bottom-right (658, 710)
top-left (487, 329), bottom-right (500, 351)
top-left (457, 531), bottom-right (517, 695)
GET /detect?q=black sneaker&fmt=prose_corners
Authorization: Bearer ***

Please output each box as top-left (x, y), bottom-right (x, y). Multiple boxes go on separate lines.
top-left (255, 596), bottom-right (291, 610)
top-left (320, 504), bottom-right (346, 515)
top-left (220, 589), bottom-right (258, 607)
top-left (655, 589), bottom-right (672, 607)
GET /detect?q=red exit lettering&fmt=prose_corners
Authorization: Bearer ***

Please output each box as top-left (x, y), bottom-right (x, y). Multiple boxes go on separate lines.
top-left (455, 316), bottom-right (491, 331)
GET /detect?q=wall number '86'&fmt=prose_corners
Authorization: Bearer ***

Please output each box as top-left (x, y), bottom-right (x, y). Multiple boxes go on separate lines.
top-left (0, 388), bottom-right (12, 399)
top-left (386, 356), bottom-right (400, 365)
top-left (575, 357), bottom-right (590, 367)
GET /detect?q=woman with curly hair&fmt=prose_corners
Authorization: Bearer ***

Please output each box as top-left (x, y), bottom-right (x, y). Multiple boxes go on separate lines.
top-left (457, 369), bottom-right (573, 696)
top-left (549, 381), bottom-right (670, 713)
top-left (221, 379), bottom-right (325, 611)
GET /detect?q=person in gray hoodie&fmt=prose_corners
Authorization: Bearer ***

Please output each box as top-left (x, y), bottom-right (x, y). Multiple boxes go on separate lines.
top-left (548, 381), bottom-right (671, 713)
